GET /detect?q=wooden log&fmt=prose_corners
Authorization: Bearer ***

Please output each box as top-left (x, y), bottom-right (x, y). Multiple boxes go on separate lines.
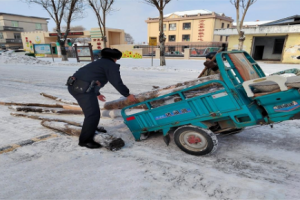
top-left (0, 101), bottom-right (81, 111)
top-left (0, 102), bottom-right (63, 108)
top-left (11, 113), bottom-right (82, 126)
top-left (41, 120), bottom-right (124, 151)
top-left (41, 120), bottom-right (81, 137)
top-left (11, 113), bottom-right (124, 151)
top-left (40, 93), bottom-right (78, 105)
top-left (9, 106), bottom-right (83, 115)
top-left (104, 74), bottom-right (221, 110)
top-left (1, 101), bottom-right (82, 111)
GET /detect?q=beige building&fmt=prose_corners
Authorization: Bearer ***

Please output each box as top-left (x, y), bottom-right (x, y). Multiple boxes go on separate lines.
top-left (90, 27), bottom-right (126, 49)
top-left (214, 15), bottom-right (300, 64)
top-left (0, 12), bottom-right (49, 49)
top-left (21, 28), bottom-right (126, 56)
top-left (146, 9), bottom-right (233, 45)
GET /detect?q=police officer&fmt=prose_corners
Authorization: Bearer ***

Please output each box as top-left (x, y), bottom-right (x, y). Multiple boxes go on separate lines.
top-left (67, 48), bottom-right (137, 149)
top-left (198, 52), bottom-right (220, 78)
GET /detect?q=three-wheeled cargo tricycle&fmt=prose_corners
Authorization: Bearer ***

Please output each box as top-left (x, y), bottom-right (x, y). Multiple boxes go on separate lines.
top-left (121, 51), bottom-right (300, 156)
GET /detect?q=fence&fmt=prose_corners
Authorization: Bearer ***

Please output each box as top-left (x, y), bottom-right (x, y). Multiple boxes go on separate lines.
top-left (134, 43), bottom-right (226, 57)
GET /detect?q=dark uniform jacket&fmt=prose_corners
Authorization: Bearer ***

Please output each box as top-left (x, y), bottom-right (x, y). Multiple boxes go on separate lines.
top-left (72, 58), bottom-right (130, 97)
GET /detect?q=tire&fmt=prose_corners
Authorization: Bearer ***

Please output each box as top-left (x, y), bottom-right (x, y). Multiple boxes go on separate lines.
top-left (174, 125), bottom-right (218, 156)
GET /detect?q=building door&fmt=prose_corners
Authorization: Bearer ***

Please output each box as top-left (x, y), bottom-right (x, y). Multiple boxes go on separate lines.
top-left (52, 46), bottom-right (57, 54)
top-left (252, 36), bottom-right (285, 61)
top-left (253, 46), bottom-right (264, 60)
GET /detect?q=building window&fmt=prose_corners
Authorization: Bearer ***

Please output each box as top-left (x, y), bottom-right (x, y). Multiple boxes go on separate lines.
top-left (14, 33), bottom-right (21, 39)
top-left (169, 35), bottom-right (176, 42)
top-left (183, 23), bottom-right (191, 30)
top-left (182, 34), bottom-right (190, 41)
top-left (169, 23), bottom-right (176, 31)
top-left (221, 23), bottom-right (224, 28)
top-left (226, 36), bottom-right (229, 42)
top-left (11, 21), bottom-right (19, 27)
top-left (36, 23), bottom-right (42, 30)
top-left (227, 24), bottom-right (230, 28)
top-left (220, 36), bottom-right (223, 41)
top-left (273, 39), bottom-right (285, 54)
top-left (0, 32), bottom-right (3, 39)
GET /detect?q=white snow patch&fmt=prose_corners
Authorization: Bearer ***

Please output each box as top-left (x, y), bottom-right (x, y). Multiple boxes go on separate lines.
top-left (0, 57), bottom-right (300, 199)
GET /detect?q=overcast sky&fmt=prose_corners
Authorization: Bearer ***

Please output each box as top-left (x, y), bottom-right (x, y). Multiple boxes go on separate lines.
top-left (1, 0), bottom-right (300, 43)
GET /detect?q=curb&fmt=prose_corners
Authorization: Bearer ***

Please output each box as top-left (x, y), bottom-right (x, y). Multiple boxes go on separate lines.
top-left (0, 134), bottom-right (58, 155)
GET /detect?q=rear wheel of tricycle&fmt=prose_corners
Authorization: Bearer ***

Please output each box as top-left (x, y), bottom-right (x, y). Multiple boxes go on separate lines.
top-left (174, 126), bottom-right (218, 156)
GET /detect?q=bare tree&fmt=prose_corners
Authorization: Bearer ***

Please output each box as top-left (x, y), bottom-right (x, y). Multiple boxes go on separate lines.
top-left (88, 0), bottom-right (114, 48)
top-left (144, 0), bottom-right (171, 66)
top-left (125, 33), bottom-right (134, 44)
top-left (26, 0), bottom-right (84, 61)
top-left (230, 0), bottom-right (257, 50)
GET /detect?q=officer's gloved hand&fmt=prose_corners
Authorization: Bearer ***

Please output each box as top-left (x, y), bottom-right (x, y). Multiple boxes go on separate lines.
top-left (127, 94), bottom-right (138, 103)
top-left (97, 94), bottom-right (106, 102)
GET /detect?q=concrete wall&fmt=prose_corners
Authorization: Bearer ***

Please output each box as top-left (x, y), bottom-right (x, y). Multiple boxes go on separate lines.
top-left (282, 33), bottom-right (300, 64)
top-left (110, 44), bottom-right (143, 59)
top-left (21, 31), bottom-right (48, 52)
top-left (109, 32), bottom-right (121, 46)
top-left (253, 36), bottom-right (286, 60)
top-left (90, 28), bottom-right (126, 49)
top-left (227, 35), bottom-right (253, 53)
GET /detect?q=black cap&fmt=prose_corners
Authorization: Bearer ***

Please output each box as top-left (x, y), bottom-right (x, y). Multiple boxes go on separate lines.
top-left (101, 48), bottom-right (122, 60)
top-left (206, 52), bottom-right (217, 60)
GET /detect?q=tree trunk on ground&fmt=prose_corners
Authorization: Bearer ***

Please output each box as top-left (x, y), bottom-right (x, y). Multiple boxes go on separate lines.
top-left (9, 106), bottom-right (83, 114)
top-left (0, 102), bottom-right (64, 108)
top-left (0, 102), bottom-right (81, 110)
top-left (40, 93), bottom-right (78, 105)
top-left (11, 113), bottom-right (82, 126)
top-left (104, 74), bottom-right (221, 110)
top-left (11, 113), bottom-right (125, 151)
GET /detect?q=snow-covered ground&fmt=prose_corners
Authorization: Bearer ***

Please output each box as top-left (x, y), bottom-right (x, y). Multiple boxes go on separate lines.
top-left (1, 54), bottom-right (300, 199)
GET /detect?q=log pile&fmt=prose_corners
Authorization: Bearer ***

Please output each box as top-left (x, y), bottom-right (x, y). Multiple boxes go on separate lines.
top-left (104, 74), bottom-right (222, 110)
top-left (2, 93), bottom-right (125, 151)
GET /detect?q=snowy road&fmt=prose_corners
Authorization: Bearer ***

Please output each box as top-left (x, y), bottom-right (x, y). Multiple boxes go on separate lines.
top-left (0, 57), bottom-right (300, 199)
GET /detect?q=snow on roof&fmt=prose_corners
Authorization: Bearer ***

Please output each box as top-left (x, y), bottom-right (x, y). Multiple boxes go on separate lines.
top-left (233, 20), bottom-right (274, 26)
top-left (163, 9), bottom-right (224, 17)
top-left (0, 12), bottom-right (49, 20)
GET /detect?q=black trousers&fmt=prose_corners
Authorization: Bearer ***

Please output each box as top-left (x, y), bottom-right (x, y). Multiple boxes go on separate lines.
top-left (68, 86), bottom-right (100, 143)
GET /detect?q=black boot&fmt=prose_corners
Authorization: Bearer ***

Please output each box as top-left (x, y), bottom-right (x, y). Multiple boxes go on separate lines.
top-left (96, 126), bottom-right (107, 133)
top-left (79, 141), bottom-right (102, 149)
